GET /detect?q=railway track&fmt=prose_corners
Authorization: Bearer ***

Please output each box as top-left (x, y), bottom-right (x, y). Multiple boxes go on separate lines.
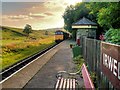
top-left (0, 43), bottom-right (59, 82)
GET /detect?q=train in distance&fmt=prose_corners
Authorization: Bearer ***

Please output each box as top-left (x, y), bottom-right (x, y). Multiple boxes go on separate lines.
top-left (55, 30), bottom-right (71, 43)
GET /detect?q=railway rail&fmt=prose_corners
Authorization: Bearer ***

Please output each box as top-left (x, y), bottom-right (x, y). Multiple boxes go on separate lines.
top-left (0, 43), bottom-right (59, 82)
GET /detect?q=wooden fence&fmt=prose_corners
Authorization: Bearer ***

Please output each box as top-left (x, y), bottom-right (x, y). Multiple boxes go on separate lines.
top-left (81, 37), bottom-right (119, 89)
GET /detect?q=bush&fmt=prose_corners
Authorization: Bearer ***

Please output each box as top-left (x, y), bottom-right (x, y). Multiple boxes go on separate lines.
top-left (90, 71), bottom-right (98, 88)
top-left (73, 55), bottom-right (85, 70)
top-left (105, 28), bottom-right (120, 45)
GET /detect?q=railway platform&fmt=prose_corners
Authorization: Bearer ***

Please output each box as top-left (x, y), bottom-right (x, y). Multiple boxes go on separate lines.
top-left (1, 40), bottom-right (84, 89)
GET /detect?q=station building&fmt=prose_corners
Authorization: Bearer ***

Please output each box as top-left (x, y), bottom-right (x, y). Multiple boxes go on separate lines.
top-left (72, 17), bottom-right (97, 45)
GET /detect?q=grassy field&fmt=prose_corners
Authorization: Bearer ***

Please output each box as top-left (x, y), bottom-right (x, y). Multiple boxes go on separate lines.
top-left (1, 26), bottom-right (56, 70)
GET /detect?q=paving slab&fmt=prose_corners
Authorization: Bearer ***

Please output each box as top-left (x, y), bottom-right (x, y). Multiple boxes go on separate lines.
top-left (24, 40), bottom-right (84, 88)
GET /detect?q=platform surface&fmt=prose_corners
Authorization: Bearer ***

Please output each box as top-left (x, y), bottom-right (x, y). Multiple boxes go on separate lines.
top-left (24, 40), bottom-right (76, 88)
top-left (2, 40), bottom-right (83, 89)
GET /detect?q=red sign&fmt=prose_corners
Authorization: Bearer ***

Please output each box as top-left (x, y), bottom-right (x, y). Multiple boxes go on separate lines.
top-left (101, 42), bottom-right (120, 89)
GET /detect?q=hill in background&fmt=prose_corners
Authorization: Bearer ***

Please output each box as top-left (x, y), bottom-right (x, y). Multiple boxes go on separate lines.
top-left (1, 26), bottom-right (56, 70)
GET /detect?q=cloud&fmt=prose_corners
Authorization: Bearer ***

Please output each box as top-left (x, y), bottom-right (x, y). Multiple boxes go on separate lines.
top-left (43, 1), bottom-right (65, 12)
top-left (2, 15), bottom-right (32, 20)
top-left (2, 12), bottom-right (46, 21)
top-left (1, 0), bottom-right (48, 2)
top-left (2, 1), bottom-right (69, 29)
top-left (44, 12), bottom-right (54, 16)
top-left (9, 15), bottom-right (29, 20)
top-left (29, 13), bottom-right (45, 18)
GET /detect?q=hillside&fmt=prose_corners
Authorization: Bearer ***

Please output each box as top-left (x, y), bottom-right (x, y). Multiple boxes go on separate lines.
top-left (2, 26), bottom-right (55, 46)
top-left (1, 26), bottom-right (55, 70)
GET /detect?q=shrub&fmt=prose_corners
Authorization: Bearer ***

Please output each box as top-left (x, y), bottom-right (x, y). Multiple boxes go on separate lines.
top-left (105, 28), bottom-right (120, 45)
top-left (73, 55), bottom-right (85, 70)
top-left (90, 71), bottom-right (98, 88)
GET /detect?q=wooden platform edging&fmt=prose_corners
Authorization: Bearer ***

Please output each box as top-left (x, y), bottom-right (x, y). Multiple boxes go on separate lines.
top-left (82, 63), bottom-right (95, 89)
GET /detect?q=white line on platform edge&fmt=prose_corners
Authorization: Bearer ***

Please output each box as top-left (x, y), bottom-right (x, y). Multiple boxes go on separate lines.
top-left (0, 42), bottom-right (63, 84)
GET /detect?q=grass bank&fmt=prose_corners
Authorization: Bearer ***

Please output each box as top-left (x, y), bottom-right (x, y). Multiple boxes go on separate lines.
top-left (2, 41), bottom-right (55, 70)
top-left (1, 26), bottom-right (55, 70)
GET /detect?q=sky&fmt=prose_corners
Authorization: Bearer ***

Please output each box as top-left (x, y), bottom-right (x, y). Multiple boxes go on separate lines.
top-left (1, 0), bottom-right (82, 30)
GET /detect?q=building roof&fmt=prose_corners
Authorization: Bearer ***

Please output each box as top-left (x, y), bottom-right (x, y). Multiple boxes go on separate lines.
top-left (73, 17), bottom-right (97, 26)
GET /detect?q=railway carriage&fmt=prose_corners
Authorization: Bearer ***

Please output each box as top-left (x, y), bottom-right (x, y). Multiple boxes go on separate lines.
top-left (55, 30), bottom-right (70, 43)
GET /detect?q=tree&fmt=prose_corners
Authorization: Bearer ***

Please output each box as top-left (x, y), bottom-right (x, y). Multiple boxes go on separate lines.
top-left (45, 31), bottom-right (48, 35)
top-left (97, 3), bottom-right (120, 29)
top-left (63, 5), bottom-right (75, 32)
top-left (23, 24), bottom-right (32, 36)
top-left (86, 2), bottom-right (120, 30)
top-left (63, 2), bottom-right (90, 33)
top-left (86, 2), bottom-right (108, 22)
top-left (105, 28), bottom-right (120, 45)
top-left (63, 2), bottom-right (120, 41)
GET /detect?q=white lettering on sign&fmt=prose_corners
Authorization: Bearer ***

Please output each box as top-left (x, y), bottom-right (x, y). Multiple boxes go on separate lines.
top-left (103, 53), bottom-right (120, 80)
top-left (118, 62), bottom-right (120, 80)
top-left (110, 57), bottom-right (113, 72)
top-left (113, 59), bottom-right (117, 76)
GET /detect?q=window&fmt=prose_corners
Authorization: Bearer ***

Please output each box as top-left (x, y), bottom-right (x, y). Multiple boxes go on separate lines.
top-left (56, 31), bottom-right (63, 35)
